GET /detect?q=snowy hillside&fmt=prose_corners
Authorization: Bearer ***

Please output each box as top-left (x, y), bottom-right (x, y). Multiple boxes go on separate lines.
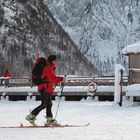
top-left (0, 100), bottom-right (140, 140)
top-left (44, 0), bottom-right (140, 75)
top-left (0, 0), bottom-right (98, 77)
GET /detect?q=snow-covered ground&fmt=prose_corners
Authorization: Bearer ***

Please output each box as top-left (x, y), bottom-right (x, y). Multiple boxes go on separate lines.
top-left (0, 100), bottom-right (140, 140)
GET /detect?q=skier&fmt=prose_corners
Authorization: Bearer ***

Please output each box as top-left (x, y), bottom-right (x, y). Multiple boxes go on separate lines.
top-left (4, 69), bottom-right (12, 78)
top-left (3, 69), bottom-right (12, 87)
top-left (25, 55), bottom-right (65, 126)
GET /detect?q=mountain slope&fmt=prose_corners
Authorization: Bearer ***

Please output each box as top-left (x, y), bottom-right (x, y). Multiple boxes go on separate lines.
top-left (45, 0), bottom-right (140, 75)
top-left (0, 0), bottom-right (98, 77)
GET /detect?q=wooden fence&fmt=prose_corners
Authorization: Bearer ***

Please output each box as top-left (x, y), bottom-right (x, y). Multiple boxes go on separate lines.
top-left (0, 76), bottom-right (128, 101)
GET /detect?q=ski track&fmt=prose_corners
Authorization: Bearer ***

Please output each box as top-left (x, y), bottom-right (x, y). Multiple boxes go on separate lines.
top-left (0, 100), bottom-right (140, 140)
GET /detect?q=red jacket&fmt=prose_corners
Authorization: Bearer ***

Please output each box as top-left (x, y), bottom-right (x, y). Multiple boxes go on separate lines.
top-left (4, 72), bottom-right (11, 78)
top-left (38, 83), bottom-right (46, 91)
top-left (40, 61), bottom-right (63, 95)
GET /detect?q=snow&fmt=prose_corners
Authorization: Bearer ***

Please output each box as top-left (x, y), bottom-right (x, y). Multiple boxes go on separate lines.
top-left (0, 86), bottom-right (123, 94)
top-left (0, 87), bottom-right (38, 93)
top-left (3, 5), bottom-right (16, 23)
top-left (122, 41), bottom-right (140, 54)
top-left (0, 100), bottom-right (140, 140)
top-left (44, 0), bottom-right (140, 75)
top-left (125, 84), bottom-right (140, 96)
top-left (0, 77), bottom-right (10, 80)
top-left (114, 64), bottom-right (125, 104)
top-left (129, 68), bottom-right (140, 72)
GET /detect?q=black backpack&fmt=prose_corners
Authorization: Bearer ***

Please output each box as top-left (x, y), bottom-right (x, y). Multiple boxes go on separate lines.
top-left (32, 57), bottom-right (46, 85)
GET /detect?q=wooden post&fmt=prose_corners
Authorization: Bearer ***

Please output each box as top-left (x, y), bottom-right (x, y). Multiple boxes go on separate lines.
top-left (119, 69), bottom-right (123, 106)
top-left (114, 64), bottom-right (124, 106)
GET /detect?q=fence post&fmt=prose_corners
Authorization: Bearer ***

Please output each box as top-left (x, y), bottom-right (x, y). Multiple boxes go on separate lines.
top-left (119, 69), bottom-right (123, 106)
top-left (114, 64), bottom-right (124, 106)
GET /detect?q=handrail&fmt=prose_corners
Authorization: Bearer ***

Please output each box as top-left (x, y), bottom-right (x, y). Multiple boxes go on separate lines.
top-left (0, 76), bottom-right (128, 88)
top-left (129, 68), bottom-right (140, 72)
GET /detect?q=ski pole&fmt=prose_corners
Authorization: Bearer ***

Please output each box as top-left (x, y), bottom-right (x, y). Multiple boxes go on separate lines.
top-left (53, 84), bottom-right (58, 90)
top-left (54, 75), bottom-right (66, 120)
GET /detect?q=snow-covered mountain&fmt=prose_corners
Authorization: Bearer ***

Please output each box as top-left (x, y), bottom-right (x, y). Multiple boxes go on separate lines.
top-left (0, 0), bottom-right (98, 77)
top-left (44, 0), bottom-right (140, 75)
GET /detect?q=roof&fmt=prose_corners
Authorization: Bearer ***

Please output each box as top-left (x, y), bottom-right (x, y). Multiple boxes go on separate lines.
top-left (122, 41), bottom-right (140, 55)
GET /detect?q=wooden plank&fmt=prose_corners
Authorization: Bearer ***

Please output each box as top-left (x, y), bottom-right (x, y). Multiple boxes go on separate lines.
top-left (129, 54), bottom-right (140, 84)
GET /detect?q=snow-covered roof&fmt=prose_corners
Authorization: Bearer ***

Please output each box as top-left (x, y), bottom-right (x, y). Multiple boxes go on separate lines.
top-left (122, 41), bottom-right (140, 55)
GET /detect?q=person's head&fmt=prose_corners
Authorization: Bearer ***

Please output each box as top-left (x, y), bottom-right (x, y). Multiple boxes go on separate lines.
top-left (5, 69), bottom-right (8, 73)
top-left (47, 55), bottom-right (58, 67)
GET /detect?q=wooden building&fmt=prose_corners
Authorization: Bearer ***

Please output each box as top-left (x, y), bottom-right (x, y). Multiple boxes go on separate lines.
top-left (122, 41), bottom-right (140, 100)
top-left (122, 41), bottom-right (140, 84)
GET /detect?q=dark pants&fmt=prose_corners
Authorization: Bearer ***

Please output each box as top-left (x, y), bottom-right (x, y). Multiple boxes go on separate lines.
top-left (31, 88), bottom-right (53, 118)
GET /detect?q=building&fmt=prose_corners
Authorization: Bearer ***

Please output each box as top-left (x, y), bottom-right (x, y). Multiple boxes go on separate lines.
top-left (122, 41), bottom-right (140, 101)
top-left (122, 41), bottom-right (140, 84)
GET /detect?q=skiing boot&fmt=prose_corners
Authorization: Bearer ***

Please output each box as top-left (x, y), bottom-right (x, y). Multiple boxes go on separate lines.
top-left (25, 113), bottom-right (37, 126)
top-left (45, 117), bottom-right (60, 126)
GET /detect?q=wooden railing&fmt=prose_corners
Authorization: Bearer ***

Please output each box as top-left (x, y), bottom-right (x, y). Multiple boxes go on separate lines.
top-left (0, 77), bottom-right (32, 87)
top-left (0, 76), bottom-right (128, 101)
top-left (0, 76), bottom-right (128, 87)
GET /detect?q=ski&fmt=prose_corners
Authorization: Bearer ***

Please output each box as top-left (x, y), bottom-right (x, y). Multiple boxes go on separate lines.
top-left (0, 123), bottom-right (90, 128)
